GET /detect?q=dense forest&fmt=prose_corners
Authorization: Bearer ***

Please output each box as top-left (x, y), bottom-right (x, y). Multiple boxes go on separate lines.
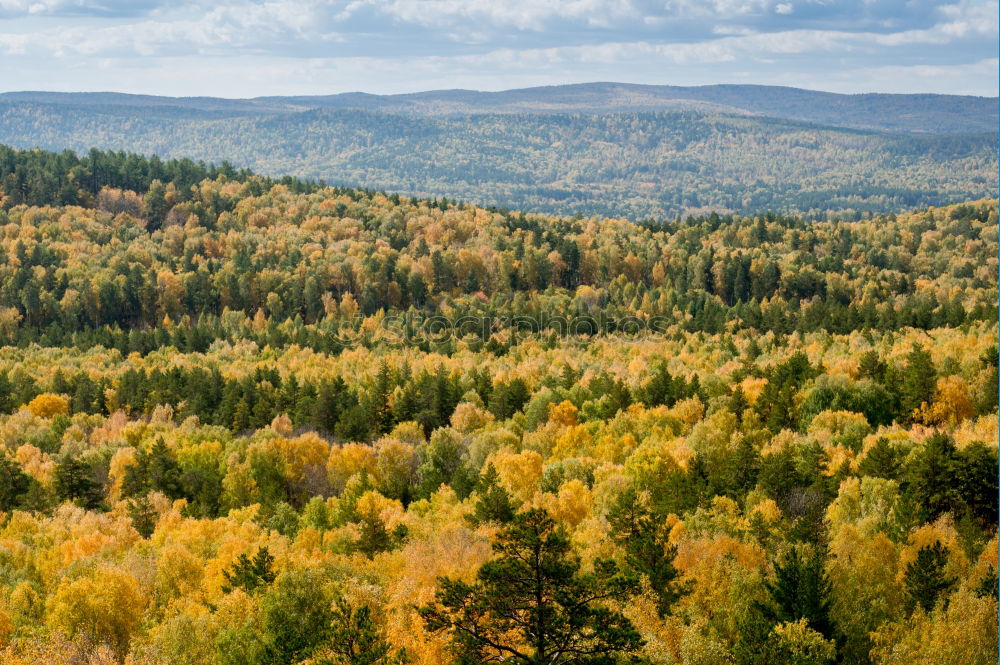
top-left (0, 146), bottom-right (996, 665)
top-left (6, 83), bottom-right (997, 133)
top-left (1, 99), bottom-right (995, 220)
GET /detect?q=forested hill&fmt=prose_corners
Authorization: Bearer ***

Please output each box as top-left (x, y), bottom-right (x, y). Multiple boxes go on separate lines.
top-left (0, 144), bottom-right (995, 351)
top-left (3, 83), bottom-right (997, 134)
top-left (0, 144), bottom-right (997, 665)
top-left (0, 100), bottom-right (995, 220)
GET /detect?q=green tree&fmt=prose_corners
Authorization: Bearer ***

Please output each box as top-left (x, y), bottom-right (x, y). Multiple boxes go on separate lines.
top-left (903, 542), bottom-right (957, 613)
top-left (900, 345), bottom-right (936, 416)
top-left (467, 463), bottom-right (516, 526)
top-left (351, 511), bottom-right (407, 559)
top-left (857, 350), bottom-right (887, 383)
top-left (606, 486), bottom-right (686, 617)
top-left (904, 433), bottom-right (960, 523)
top-left (0, 455), bottom-right (32, 511)
top-left (759, 546), bottom-right (834, 641)
top-left (318, 597), bottom-right (407, 665)
top-left (122, 438), bottom-right (185, 500)
top-left (221, 546), bottom-right (277, 594)
top-left (260, 568), bottom-right (334, 665)
top-left (53, 455), bottom-right (103, 509)
top-left (266, 501), bottom-right (301, 537)
top-left (420, 508), bottom-right (643, 665)
top-left (126, 496), bottom-right (157, 538)
top-left (416, 428), bottom-right (475, 500)
top-left (488, 378), bottom-right (531, 420)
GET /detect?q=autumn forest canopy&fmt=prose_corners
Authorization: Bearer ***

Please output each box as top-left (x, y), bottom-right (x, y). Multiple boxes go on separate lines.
top-left (0, 144), bottom-right (996, 665)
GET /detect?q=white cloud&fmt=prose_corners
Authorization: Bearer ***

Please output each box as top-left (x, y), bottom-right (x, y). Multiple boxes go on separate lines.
top-left (873, 1), bottom-right (998, 46)
top-left (374, 0), bottom-right (643, 31)
top-left (0, 0), bottom-right (994, 96)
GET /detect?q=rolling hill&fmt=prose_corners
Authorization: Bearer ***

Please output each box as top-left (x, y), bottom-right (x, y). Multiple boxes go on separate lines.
top-left (0, 83), bottom-right (995, 219)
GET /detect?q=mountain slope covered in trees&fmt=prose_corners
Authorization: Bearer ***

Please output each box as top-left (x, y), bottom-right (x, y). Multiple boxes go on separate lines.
top-left (0, 101), bottom-right (995, 220)
top-left (4, 83), bottom-right (996, 133)
top-left (0, 146), bottom-right (996, 665)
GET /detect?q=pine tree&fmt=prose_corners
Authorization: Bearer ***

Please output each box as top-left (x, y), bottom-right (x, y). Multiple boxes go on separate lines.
top-left (900, 345), bottom-right (937, 416)
top-left (903, 541), bottom-right (957, 612)
top-left (0, 455), bottom-right (32, 511)
top-left (487, 378), bottom-right (530, 420)
top-left (857, 437), bottom-right (902, 480)
top-left (607, 486), bottom-right (686, 618)
top-left (122, 438), bottom-right (185, 500)
top-left (905, 433), bottom-right (960, 522)
top-left (318, 598), bottom-right (406, 665)
top-left (420, 509), bottom-right (642, 665)
top-left (126, 496), bottom-right (157, 538)
top-left (467, 464), bottom-right (516, 526)
top-left (53, 456), bottom-right (103, 509)
top-left (221, 546), bottom-right (277, 594)
top-left (351, 512), bottom-right (406, 559)
top-left (858, 350), bottom-right (887, 383)
top-left (758, 546), bottom-right (835, 640)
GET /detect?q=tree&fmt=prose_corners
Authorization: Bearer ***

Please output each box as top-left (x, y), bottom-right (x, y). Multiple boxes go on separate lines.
top-left (488, 378), bottom-right (530, 420)
top-left (53, 456), bottom-right (103, 509)
top-left (759, 546), bottom-right (835, 641)
top-left (764, 619), bottom-right (836, 665)
top-left (0, 455), bottom-right (32, 511)
top-left (351, 511), bottom-right (406, 559)
top-left (144, 179), bottom-right (170, 230)
top-left (858, 350), bottom-right (887, 383)
top-left (126, 496), bottom-right (157, 538)
top-left (858, 437), bottom-right (902, 480)
top-left (416, 428), bottom-right (476, 499)
top-left (221, 546), bottom-right (277, 594)
top-left (26, 393), bottom-right (69, 418)
top-left (467, 463), bottom-right (516, 526)
top-left (900, 346), bottom-right (936, 417)
top-left (318, 597), bottom-right (406, 665)
top-left (955, 442), bottom-right (999, 527)
top-left (606, 485), bottom-right (686, 617)
top-left (420, 508), bottom-right (643, 665)
top-left (121, 438), bottom-right (185, 500)
top-left (905, 434), bottom-right (960, 523)
top-left (260, 568), bottom-right (334, 665)
top-left (903, 542), bottom-right (957, 613)
top-left (46, 567), bottom-right (148, 658)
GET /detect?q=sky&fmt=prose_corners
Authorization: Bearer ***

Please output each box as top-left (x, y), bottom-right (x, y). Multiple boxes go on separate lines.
top-left (0, 0), bottom-right (996, 98)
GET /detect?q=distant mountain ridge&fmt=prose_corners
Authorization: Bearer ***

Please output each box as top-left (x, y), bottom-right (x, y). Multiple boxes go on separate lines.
top-left (0, 82), bottom-right (995, 219)
top-left (2, 82), bottom-right (996, 134)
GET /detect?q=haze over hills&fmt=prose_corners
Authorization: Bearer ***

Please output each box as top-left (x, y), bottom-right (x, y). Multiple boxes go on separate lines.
top-left (2, 82), bottom-right (996, 134)
top-left (0, 83), bottom-right (996, 219)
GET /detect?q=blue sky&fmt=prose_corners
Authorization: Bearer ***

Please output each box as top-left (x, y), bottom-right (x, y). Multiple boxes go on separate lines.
top-left (0, 0), bottom-right (996, 97)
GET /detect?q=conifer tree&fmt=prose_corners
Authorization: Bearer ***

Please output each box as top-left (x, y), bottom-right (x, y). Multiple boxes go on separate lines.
top-left (467, 464), bottom-right (516, 526)
top-left (122, 438), bottom-right (185, 500)
top-left (319, 598), bottom-right (407, 665)
top-left (0, 455), bottom-right (31, 511)
top-left (221, 546), bottom-right (277, 594)
top-left (903, 542), bottom-right (957, 613)
top-left (420, 509), bottom-right (643, 665)
top-left (53, 456), bottom-right (103, 509)
top-left (758, 546), bottom-right (835, 641)
top-left (607, 485), bottom-right (686, 618)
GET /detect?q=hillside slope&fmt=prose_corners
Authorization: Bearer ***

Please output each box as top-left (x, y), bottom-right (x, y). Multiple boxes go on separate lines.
top-left (1, 103), bottom-right (994, 219)
top-left (0, 144), bottom-right (996, 665)
top-left (3, 82), bottom-right (996, 133)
